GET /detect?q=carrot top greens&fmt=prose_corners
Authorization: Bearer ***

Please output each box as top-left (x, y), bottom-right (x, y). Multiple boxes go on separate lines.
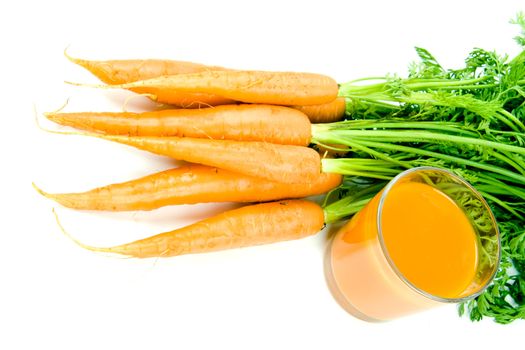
top-left (318, 13), bottom-right (525, 324)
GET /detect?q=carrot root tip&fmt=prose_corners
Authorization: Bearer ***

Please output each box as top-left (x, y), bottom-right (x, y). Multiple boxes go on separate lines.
top-left (52, 207), bottom-right (88, 249)
top-left (52, 98), bottom-right (70, 114)
top-left (63, 46), bottom-right (92, 69)
top-left (32, 182), bottom-right (49, 198)
top-left (40, 99), bottom-right (70, 126)
top-left (64, 80), bottom-right (108, 89)
top-left (63, 45), bottom-right (77, 63)
top-left (33, 109), bottom-right (70, 136)
top-left (51, 208), bottom-right (126, 258)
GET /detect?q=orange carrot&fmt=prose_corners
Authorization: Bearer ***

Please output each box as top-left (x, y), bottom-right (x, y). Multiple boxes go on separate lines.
top-left (60, 200), bottom-right (325, 258)
top-left (146, 91), bottom-right (235, 108)
top-left (34, 165), bottom-right (342, 211)
top-left (102, 70), bottom-right (338, 106)
top-left (292, 97), bottom-right (347, 123)
top-left (45, 104), bottom-right (312, 146)
top-left (68, 54), bottom-right (340, 109)
top-left (61, 132), bottom-right (321, 184)
top-left (66, 53), bottom-right (234, 107)
top-left (66, 54), bottom-right (228, 84)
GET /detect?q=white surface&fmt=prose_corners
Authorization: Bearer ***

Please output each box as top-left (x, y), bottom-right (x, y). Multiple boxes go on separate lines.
top-left (2, 0), bottom-right (523, 349)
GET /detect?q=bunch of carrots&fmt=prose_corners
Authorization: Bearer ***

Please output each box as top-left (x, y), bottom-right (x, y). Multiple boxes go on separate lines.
top-left (35, 17), bottom-right (525, 323)
top-left (36, 54), bottom-right (350, 258)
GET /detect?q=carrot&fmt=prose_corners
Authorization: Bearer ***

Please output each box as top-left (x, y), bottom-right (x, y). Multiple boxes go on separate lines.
top-left (292, 97), bottom-right (347, 123)
top-left (34, 165), bottom-right (342, 211)
top-left (66, 53), bottom-right (228, 84)
top-left (144, 91), bottom-right (235, 108)
top-left (60, 200), bottom-right (325, 258)
top-left (67, 54), bottom-right (341, 110)
top-left (100, 70), bottom-right (338, 106)
top-left (66, 53), bottom-right (234, 108)
top-left (34, 164), bottom-right (342, 211)
top-left (45, 104), bottom-right (312, 146)
top-left (58, 132), bottom-right (321, 184)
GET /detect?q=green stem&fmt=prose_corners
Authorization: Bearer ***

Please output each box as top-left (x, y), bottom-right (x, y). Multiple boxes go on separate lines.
top-left (479, 191), bottom-right (524, 220)
top-left (342, 93), bottom-right (401, 107)
top-left (323, 181), bottom-right (387, 224)
top-left (339, 139), bottom-right (525, 185)
top-left (314, 137), bottom-right (411, 169)
top-left (316, 129), bottom-right (525, 156)
top-left (475, 183), bottom-right (525, 199)
top-left (313, 120), bottom-right (480, 137)
top-left (498, 109), bottom-right (525, 131)
top-left (339, 76), bottom-right (491, 93)
top-left (342, 76), bottom-right (389, 84)
top-left (486, 171), bottom-right (524, 184)
top-left (402, 77), bottom-right (491, 90)
top-left (321, 159), bottom-right (400, 180)
top-left (438, 84), bottom-right (499, 90)
top-left (323, 197), bottom-right (372, 224)
top-left (489, 150), bottom-right (525, 176)
top-left (476, 174), bottom-right (525, 198)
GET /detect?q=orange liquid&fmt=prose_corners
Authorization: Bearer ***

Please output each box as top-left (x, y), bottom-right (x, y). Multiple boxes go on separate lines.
top-left (326, 181), bottom-right (479, 321)
top-left (382, 182), bottom-right (478, 298)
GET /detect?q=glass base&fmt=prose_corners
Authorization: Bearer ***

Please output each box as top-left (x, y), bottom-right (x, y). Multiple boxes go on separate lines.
top-left (323, 240), bottom-right (384, 323)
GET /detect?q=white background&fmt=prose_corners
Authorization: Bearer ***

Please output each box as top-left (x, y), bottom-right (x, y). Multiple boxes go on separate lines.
top-left (2, 0), bottom-right (523, 349)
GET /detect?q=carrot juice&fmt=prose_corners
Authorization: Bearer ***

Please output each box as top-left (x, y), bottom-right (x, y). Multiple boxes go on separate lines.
top-left (325, 167), bottom-right (500, 321)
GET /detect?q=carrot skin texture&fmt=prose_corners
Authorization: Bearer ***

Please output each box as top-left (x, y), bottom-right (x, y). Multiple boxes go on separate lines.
top-left (150, 90), bottom-right (236, 108)
top-left (89, 135), bottom-right (322, 184)
top-left (35, 165), bottom-right (342, 211)
top-left (76, 200), bottom-right (325, 258)
top-left (45, 104), bottom-right (312, 146)
top-left (68, 56), bottom-right (234, 107)
top-left (114, 70), bottom-right (339, 106)
top-left (67, 57), bottom-right (228, 85)
top-left (69, 56), bottom-right (338, 107)
top-left (293, 97), bottom-right (346, 123)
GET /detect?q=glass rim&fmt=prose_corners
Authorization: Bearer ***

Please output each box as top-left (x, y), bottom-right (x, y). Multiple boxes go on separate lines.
top-left (376, 166), bottom-right (501, 304)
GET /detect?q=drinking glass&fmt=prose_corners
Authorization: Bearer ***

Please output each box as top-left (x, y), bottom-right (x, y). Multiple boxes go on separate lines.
top-left (324, 167), bottom-right (501, 321)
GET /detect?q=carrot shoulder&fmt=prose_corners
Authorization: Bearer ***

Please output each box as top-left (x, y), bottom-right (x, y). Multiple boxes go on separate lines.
top-left (45, 104), bottom-right (312, 146)
top-left (293, 97), bottom-right (346, 123)
top-left (111, 70), bottom-right (339, 106)
top-left (34, 165), bottom-right (342, 211)
top-left (63, 200), bottom-right (325, 258)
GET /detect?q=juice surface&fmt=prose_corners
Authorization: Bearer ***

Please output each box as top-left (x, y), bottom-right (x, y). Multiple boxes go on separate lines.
top-left (380, 181), bottom-right (478, 298)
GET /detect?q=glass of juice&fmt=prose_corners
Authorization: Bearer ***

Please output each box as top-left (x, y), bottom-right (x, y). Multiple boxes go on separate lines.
top-left (324, 167), bottom-right (500, 321)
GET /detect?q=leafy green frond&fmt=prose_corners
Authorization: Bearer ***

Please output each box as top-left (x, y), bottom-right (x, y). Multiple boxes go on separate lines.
top-left (410, 47), bottom-right (445, 78)
top-left (510, 12), bottom-right (525, 47)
